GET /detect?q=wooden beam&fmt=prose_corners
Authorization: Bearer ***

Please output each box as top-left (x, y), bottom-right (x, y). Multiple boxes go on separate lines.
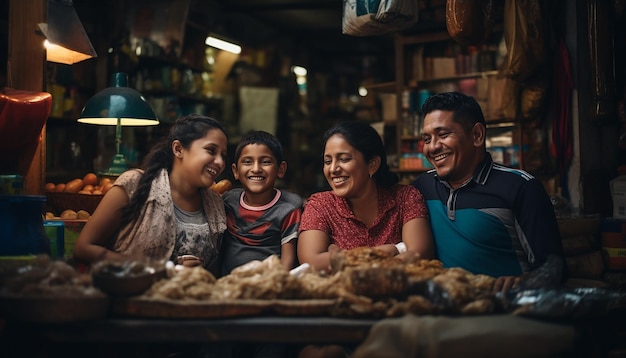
top-left (8, 0), bottom-right (46, 195)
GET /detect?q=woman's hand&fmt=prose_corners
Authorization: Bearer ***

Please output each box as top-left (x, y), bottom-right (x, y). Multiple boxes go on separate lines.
top-left (492, 276), bottom-right (520, 293)
top-left (395, 250), bottom-right (422, 264)
top-left (328, 244), bottom-right (345, 272)
top-left (177, 255), bottom-right (202, 268)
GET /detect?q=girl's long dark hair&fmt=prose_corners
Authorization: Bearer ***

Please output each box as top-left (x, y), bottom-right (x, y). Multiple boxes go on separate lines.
top-left (120, 114), bottom-right (227, 226)
top-left (323, 121), bottom-right (398, 188)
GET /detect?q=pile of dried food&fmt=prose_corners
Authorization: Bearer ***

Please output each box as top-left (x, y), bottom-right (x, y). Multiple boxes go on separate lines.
top-left (0, 256), bottom-right (109, 322)
top-left (136, 247), bottom-right (501, 318)
top-left (4, 250), bottom-right (623, 321)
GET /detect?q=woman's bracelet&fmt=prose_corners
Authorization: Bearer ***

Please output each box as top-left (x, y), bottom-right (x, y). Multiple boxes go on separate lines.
top-left (395, 242), bottom-right (407, 254)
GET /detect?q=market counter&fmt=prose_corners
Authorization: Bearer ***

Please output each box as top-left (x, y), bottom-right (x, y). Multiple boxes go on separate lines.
top-left (2, 316), bottom-right (375, 344)
top-left (3, 313), bottom-right (624, 358)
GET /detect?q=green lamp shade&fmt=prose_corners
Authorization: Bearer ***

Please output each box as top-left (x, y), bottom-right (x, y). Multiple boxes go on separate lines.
top-left (78, 73), bottom-right (159, 125)
top-left (77, 73), bottom-right (158, 176)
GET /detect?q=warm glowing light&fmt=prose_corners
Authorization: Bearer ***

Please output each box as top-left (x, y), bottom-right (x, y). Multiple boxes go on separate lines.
top-left (358, 86), bottom-right (368, 97)
top-left (292, 66), bottom-right (307, 77)
top-left (205, 36), bottom-right (241, 54)
top-left (42, 39), bottom-right (93, 64)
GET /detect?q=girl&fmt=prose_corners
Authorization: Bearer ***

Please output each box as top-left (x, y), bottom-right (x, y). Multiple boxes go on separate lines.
top-left (74, 115), bottom-right (228, 274)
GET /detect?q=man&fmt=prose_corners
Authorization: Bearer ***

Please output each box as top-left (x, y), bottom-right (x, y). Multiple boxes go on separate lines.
top-left (413, 91), bottom-right (565, 292)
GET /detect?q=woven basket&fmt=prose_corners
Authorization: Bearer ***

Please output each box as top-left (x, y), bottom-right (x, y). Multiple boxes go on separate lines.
top-left (46, 192), bottom-right (104, 215)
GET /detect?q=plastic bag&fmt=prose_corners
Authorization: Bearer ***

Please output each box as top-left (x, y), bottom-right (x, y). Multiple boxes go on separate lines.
top-left (505, 287), bottom-right (626, 320)
top-left (342, 0), bottom-right (419, 36)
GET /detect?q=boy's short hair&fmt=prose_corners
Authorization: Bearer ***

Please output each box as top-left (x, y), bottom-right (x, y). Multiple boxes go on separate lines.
top-left (234, 130), bottom-right (284, 163)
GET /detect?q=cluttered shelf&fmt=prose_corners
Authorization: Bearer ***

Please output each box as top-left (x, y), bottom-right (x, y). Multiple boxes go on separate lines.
top-left (134, 55), bottom-right (207, 73)
top-left (408, 70), bottom-right (500, 87)
top-left (140, 90), bottom-right (223, 106)
top-left (364, 81), bottom-right (396, 93)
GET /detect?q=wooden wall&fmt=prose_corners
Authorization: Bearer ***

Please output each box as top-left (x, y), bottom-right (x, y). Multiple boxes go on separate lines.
top-left (7, 0), bottom-right (46, 195)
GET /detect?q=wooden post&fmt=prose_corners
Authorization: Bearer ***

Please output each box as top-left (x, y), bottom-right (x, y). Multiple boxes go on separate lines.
top-left (7, 0), bottom-right (47, 195)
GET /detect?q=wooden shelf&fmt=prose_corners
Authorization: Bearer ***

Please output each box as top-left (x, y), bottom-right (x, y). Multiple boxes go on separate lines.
top-left (177, 93), bottom-right (223, 105)
top-left (392, 26), bottom-right (521, 171)
top-left (398, 23), bottom-right (503, 46)
top-left (364, 81), bottom-right (396, 92)
top-left (141, 90), bottom-right (222, 104)
top-left (410, 70), bottom-right (499, 87)
top-left (397, 31), bottom-right (451, 46)
top-left (486, 120), bottom-right (518, 128)
top-left (137, 55), bottom-right (208, 73)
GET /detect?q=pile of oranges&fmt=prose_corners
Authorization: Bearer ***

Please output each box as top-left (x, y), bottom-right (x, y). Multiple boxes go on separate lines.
top-left (45, 173), bottom-right (114, 195)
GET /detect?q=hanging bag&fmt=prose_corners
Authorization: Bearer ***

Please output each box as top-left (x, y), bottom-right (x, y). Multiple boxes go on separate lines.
top-left (342, 0), bottom-right (419, 36)
top-left (446, 0), bottom-right (496, 46)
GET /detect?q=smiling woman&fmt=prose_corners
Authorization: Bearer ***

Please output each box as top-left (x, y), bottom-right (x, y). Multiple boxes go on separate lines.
top-left (297, 120), bottom-right (434, 272)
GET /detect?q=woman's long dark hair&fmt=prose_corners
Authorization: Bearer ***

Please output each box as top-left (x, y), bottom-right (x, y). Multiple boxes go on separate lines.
top-left (120, 114), bottom-right (227, 226)
top-left (323, 121), bottom-right (398, 188)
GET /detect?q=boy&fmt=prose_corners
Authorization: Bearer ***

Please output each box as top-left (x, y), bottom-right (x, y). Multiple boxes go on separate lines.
top-left (221, 130), bottom-right (302, 275)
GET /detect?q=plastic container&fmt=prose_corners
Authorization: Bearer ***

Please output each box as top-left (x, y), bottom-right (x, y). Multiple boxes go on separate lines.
top-left (0, 195), bottom-right (49, 256)
top-left (44, 220), bottom-right (65, 259)
top-left (0, 175), bottom-right (24, 195)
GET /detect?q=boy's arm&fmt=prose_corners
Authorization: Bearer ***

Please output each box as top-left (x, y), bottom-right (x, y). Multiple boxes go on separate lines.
top-left (280, 201), bottom-right (302, 270)
top-left (280, 240), bottom-right (297, 269)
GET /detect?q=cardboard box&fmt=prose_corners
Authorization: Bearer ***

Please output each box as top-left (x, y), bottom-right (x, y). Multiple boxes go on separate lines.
top-left (610, 176), bottom-right (626, 219)
top-left (380, 93), bottom-right (397, 124)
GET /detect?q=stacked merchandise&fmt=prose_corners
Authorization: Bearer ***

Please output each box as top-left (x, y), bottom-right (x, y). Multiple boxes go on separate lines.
top-left (600, 219), bottom-right (626, 289)
top-left (558, 217), bottom-right (607, 287)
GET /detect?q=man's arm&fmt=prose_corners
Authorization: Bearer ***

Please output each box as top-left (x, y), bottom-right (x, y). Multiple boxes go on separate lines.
top-left (515, 178), bottom-right (566, 279)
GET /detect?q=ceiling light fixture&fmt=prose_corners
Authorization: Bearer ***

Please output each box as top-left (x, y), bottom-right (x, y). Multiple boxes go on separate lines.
top-left (37, 0), bottom-right (97, 65)
top-left (205, 36), bottom-right (241, 55)
top-left (292, 66), bottom-right (307, 77)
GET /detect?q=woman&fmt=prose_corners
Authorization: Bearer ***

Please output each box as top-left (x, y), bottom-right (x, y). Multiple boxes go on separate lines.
top-left (74, 114), bottom-right (228, 274)
top-left (298, 121), bottom-right (434, 271)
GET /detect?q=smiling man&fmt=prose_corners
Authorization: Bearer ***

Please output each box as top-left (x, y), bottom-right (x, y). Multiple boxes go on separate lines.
top-left (412, 91), bottom-right (565, 292)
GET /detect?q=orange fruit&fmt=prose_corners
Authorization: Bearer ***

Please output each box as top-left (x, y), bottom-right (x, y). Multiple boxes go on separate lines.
top-left (44, 182), bottom-right (56, 192)
top-left (83, 173), bottom-right (98, 186)
top-left (99, 177), bottom-right (112, 187)
top-left (55, 183), bottom-right (66, 192)
top-left (102, 182), bottom-right (114, 194)
top-left (82, 184), bottom-right (94, 193)
top-left (64, 178), bottom-right (83, 193)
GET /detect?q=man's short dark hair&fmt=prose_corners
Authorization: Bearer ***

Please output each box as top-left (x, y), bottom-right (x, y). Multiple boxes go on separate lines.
top-left (421, 91), bottom-right (486, 132)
